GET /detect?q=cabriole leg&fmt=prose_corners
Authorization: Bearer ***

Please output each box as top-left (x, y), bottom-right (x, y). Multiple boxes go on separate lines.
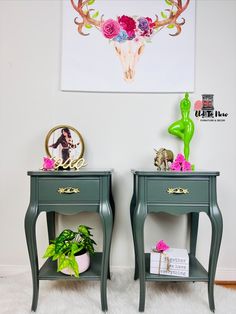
top-left (208, 205), bottom-right (223, 312)
top-left (100, 203), bottom-right (113, 312)
top-left (133, 205), bottom-right (146, 312)
top-left (24, 204), bottom-right (39, 312)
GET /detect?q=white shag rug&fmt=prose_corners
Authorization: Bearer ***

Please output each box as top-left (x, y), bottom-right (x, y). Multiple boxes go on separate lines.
top-left (0, 270), bottom-right (236, 314)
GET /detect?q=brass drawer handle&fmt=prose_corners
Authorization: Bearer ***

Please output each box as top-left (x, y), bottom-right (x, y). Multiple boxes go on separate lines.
top-left (167, 187), bottom-right (189, 195)
top-left (58, 187), bottom-right (80, 194)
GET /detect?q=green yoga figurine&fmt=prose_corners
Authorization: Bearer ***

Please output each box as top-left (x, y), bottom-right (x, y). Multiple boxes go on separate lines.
top-left (168, 93), bottom-right (194, 161)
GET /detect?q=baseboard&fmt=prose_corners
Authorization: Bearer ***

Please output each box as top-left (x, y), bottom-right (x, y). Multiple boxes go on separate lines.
top-left (215, 281), bottom-right (236, 285)
top-left (1, 265), bottom-right (236, 281)
top-left (0, 265), bottom-right (30, 277)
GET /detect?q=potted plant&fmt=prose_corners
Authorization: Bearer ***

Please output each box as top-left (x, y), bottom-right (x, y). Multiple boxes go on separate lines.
top-left (43, 225), bottom-right (96, 277)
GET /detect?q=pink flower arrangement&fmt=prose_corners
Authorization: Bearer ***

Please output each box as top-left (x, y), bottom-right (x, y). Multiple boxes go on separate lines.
top-left (101, 19), bottom-right (121, 39)
top-left (170, 154), bottom-right (192, 172)
top-left (42, 157), bottom-right (55, 171)
top-left (156, 240), bottom-right (169, 253)
top-left (101, 15), bottom-right (155, 43)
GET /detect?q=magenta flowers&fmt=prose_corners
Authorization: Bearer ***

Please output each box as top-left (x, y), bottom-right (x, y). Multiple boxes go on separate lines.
top-left (42, 157), bottom-right (55, 171)
top-left (156, 240), bottom-right (170, 253)
top-left (118, 15), bottom-right (136, 39)
top-left (170, 153), bottom-right (192, 172)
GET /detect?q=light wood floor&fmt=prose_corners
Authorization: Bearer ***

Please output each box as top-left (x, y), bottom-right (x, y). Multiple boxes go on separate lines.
top-left (216, 282), bottom-right (236, 290)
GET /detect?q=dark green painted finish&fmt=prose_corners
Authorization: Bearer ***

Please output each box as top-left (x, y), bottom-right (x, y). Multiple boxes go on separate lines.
top-left (38, 203), bottom-right (100, 214)
top-left (147, 178), bottom-right (209, 204)
top-left (130, 170), bottom-right (223, 312)
top-left (28, 170), bottom-right (113, 176)
top-left (147, 204), bottom-right (209, 215)
top-left (131, 170), bottom-right (220, 176)
top-left (145, 253), bottom-right (208, 282)
top-left (38, 178), bottom-right (100, 202)
top-left (39, 252), bottom-right (103, 280)
top-left (25, 170), bottom-right (114, 312)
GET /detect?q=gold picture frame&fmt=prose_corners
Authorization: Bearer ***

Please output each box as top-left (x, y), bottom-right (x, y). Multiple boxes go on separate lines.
top-left (45, 125), bottom-right (84, 163)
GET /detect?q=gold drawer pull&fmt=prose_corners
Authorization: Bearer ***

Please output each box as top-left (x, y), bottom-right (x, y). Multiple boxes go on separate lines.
top-left (167, 187), bottom-right (189, 195)
top-left (58, 187), bottom-right (80, 194)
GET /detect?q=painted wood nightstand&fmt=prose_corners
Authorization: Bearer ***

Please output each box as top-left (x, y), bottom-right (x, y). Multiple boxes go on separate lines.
top-left (130, 170), bottom-right (223, 312)
top-left (25, 170), bottom-right (114, 312)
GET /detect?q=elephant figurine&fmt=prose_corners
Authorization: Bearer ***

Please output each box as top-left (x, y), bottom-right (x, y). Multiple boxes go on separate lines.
top-left (154, 148), bottom-right (174, 171)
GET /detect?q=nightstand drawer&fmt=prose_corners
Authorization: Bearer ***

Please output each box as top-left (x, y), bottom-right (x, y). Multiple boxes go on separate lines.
top-left (147, 179), bottom-right (209, 204)
top-left (38, 178), bottom-right (100, 202)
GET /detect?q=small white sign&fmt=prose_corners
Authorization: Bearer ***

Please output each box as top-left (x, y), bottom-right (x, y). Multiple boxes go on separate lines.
top-left (150, 248), bottom-right (189, 277)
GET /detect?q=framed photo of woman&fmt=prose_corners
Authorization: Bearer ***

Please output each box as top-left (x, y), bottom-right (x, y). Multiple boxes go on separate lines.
top-left (45, 125), bottom-right (84, 163)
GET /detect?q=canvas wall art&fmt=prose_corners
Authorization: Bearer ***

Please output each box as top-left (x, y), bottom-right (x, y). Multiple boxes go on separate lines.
top-left (61, 0), bottom-right (195, 93)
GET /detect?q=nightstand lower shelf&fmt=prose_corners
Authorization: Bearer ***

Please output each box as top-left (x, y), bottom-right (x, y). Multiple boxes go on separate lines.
top-left (145, 253), bottom-right (208, 282)
top-left (25, 170), bottom-right (114, 312)
top-left (130, 171), bottom-right (223, 312)
top-left (39, 252), bottom-right (102, 281)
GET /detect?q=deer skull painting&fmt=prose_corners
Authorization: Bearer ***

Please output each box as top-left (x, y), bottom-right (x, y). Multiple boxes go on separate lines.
top-left (70, 0), bottom-right (191, 83)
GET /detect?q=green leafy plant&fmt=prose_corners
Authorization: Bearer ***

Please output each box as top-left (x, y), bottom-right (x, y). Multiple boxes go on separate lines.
top-left (43, 225), bottom-right (96, 277)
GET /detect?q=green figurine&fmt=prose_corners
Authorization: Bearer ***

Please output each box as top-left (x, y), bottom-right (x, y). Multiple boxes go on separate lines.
top-left (168, 93), bottom-right (194, 161)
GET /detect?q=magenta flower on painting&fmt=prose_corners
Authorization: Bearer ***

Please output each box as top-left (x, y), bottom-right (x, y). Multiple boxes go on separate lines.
top-left (43, 157), bottom-right (55, 171)
top-left (118, 15), bottom-right (136, 39)
top-left (156, 240), bottom-right (170, 253)
top-left (101, 19), bottom-right (121, 39)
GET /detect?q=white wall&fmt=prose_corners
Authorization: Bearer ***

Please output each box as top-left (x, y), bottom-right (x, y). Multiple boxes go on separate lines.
top-left (0, 0), bottom-right (235, 280)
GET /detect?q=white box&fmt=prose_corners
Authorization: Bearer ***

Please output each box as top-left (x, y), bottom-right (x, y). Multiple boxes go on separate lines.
top-left (150, 248), bottom-right (189, 277)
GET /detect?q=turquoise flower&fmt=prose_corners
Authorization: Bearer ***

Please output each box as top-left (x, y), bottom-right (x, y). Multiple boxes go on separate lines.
top-left (113, 29), bottom-right (128, 43)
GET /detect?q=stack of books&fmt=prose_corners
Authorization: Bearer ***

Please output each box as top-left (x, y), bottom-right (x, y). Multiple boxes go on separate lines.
top-left (150, 248), bottom-right (189, 277)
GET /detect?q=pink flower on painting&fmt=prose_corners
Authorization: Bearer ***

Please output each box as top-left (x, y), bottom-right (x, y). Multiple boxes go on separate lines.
top-left (156, 240), bottom-right (170, 253)
top-left (101, 19), bottom-right (121, 39)
top-left (43, 157), bottom-right (55, 171)
top-left (118, 15), bottom-right (136, 39)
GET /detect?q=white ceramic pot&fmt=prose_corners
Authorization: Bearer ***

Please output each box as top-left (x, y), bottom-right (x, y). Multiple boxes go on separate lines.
top-left (60, 251), bottom-right (90, 275)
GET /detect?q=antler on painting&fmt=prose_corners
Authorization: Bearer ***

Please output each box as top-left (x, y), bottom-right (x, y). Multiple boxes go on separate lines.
top-left (71, 0), bottom-right (190, 37)
top-left (153, 0), bottom-right (190, 36)
top-left (70, 0), bottom-right (102, 36)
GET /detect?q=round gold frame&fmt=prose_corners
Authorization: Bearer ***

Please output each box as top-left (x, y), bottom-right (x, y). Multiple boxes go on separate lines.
top-left (45, 125), bottom-right (85, 161)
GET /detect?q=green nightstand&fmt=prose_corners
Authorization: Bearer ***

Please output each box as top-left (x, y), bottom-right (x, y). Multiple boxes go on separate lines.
top-left (130, 170), bottom-right (223, 312)
top-left (25, 170), bottom-right (114, 312)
